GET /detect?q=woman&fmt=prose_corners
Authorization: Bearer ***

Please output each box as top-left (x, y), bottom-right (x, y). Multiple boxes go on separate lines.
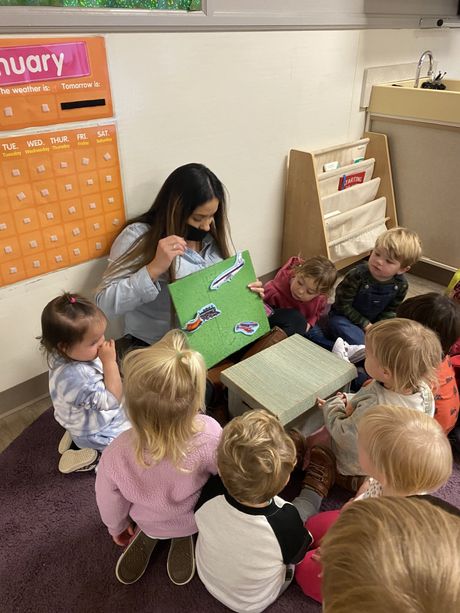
top-left (96, 163), bottom-right (265, 356)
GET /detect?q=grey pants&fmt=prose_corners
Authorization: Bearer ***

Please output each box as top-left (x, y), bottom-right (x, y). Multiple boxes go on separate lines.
top-left (292, 487), bottom-right (322, 523)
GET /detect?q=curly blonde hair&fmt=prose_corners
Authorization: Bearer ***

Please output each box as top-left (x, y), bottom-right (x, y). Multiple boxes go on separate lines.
top-left (122, 329), bottom-right (206, 468)
top-left (217, 410), bottom-right (296, 505)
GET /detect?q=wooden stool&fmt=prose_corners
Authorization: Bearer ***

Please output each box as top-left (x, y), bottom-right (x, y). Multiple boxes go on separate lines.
top-left (221, 334), bottom-right (357, 433)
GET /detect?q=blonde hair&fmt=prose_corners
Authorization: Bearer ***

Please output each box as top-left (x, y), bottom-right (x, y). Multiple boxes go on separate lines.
top-left (358, 405), bottom-right (452, 495)
top-left (321, 497), bottom-right (460, 613)
top-left (122, 329), bottom-right (206, 468)
top-left (365, 318), bottom-right (442, 392)
top-left (217, 410), bottom-right (296, 505)
top-left (374, 226), bottom-right (422, 268)
top-left (293, 255), bottom-right (337, 295)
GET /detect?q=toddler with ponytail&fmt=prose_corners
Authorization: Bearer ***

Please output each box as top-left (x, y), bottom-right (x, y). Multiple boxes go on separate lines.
top-left (95, 329), bottom-right (222, 586)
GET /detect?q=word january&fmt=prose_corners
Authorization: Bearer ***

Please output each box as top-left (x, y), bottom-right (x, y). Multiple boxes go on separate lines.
top-left (0, 52), bottom-right (64, 78)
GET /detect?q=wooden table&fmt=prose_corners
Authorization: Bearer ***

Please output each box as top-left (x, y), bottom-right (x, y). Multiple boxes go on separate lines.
top-left (220, 334), bottom-right (357, 432)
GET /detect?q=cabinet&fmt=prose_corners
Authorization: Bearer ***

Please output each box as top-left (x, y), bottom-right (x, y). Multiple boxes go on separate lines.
top-left (369, 116), bottom-right (459, 277)
top-left (282, 131), bottom-right (398, 270)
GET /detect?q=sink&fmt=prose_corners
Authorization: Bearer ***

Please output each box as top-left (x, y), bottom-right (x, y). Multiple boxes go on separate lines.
top-left (368, 79), bottom-right (460, 125)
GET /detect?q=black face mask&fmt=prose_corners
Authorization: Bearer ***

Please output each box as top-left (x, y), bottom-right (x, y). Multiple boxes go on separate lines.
top-left (185, 224), bottom-right (209, 241)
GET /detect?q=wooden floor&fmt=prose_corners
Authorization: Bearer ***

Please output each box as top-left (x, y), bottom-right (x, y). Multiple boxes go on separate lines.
top-left (0, 273), bottom-right (446, 454)
top-left (0, 396), bottom-right (51, 454)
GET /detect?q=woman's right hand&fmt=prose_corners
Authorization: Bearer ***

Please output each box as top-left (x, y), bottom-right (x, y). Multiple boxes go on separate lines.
top-left (146, 235), bottom-right (187, 280)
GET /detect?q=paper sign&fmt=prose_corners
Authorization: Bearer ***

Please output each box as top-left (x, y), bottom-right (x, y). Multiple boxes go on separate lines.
top-left (0, 37), bottom-right (112, 130)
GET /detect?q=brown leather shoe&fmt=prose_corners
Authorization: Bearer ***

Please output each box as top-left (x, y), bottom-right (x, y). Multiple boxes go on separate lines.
top-left (288, 429), bottom-right (308, 468)
top-left (335, 473), bottom-right (366, 493)
top-left (302, 446), bottom-right (336, 498)
top-left (240, 326), bottom-right (287, 360)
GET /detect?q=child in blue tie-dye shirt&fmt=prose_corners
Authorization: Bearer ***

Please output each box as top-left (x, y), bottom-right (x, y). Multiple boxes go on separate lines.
top-left (40, 292), bottom-right (130, 473)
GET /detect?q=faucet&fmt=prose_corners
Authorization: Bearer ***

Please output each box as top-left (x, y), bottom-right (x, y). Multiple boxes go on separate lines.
top-left (414, 50), bottom-right (434, 88)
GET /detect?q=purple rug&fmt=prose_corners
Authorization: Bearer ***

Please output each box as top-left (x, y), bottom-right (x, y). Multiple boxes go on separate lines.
top-left (2, 409), bottom-right (459, 613)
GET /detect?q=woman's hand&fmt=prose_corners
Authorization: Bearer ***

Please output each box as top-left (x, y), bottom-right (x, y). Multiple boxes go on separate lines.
top-left (146, 235), bottom-right (187, 281)
top-left (248, 279), bottom-right (265, 300)
top-left (113, 524), bottom-right (135, 547)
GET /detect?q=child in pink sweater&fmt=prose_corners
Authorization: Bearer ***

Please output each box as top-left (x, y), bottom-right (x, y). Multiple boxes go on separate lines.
top-left (264, 255), bottom-right (337, 347)
top-left (95, 329), bottom-right (222, 586)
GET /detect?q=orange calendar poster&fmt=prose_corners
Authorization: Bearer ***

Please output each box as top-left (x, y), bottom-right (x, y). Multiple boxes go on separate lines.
top-left (0, 37), bottom-right (113, 131)
top-left (0, 123), bottom-right (125, 287)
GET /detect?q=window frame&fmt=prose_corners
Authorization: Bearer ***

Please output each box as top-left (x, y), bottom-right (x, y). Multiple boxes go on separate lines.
top-left (0, 0), bottom-right (457, 33)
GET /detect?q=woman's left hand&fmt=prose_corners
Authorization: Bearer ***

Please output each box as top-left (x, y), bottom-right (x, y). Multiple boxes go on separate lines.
top-left (248, 279), bottom-right (265, 300)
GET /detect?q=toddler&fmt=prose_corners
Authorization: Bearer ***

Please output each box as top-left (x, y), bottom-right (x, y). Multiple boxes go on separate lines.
top-left (397, 292), bottom-right (460, 433)
top-left (264, 255), bottom-right (337, 342)
top-left (40, 293), bottom-right (130, 473)
top-left (321, 497), bottom-right (460, 613)
top-left (95, 329), bottom-right (222, 586)
top-left (328, 227), bottom-right (421, 348)
top-left (296, 404), bottom-right (453, 603)
top-left (322, 318), bottom-right (441, 479)
top-left (195, 409), bottom-right (312, 613)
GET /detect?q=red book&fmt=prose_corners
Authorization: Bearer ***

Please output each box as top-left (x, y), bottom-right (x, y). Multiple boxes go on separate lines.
top-left (338, 171), bottom-right (366, 191)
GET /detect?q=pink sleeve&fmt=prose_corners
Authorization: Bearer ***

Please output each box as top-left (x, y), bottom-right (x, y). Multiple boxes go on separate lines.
top-left (199, 416), bottom-right (222, 475)
top-left (95, 453), bottom-right (132, 537)
top-left (307, 296), bottom-right (328, 327)
top-left (305, 509), bottom-right (341, 544)
top-left (295, 550), bottom-right (323, 603)
top-left (263, 280), bottom-right (283, 308)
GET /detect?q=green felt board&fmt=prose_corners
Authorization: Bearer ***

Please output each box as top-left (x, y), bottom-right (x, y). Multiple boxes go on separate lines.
top-left (168, 250), bottom-right (270, 368)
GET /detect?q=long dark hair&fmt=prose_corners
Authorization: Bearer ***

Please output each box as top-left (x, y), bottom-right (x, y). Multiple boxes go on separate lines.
top-left (100, 163), bottom-right (232, 285)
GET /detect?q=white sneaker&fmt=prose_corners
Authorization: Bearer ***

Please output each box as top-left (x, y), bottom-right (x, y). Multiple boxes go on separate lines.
top-left (58, 430), bottom-right (73, 454)
top-left (58, 448), bottom-right (98, 474)
top-left (332, 338), bottom-right (366, 364)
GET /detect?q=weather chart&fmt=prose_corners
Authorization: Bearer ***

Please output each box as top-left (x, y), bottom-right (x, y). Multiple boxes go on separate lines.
top-left (0, 36), bottom-right (125, 287)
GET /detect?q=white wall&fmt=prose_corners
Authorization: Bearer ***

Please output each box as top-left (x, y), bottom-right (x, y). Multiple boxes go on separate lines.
top-left (2, 27), bottom-right (460, 393)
